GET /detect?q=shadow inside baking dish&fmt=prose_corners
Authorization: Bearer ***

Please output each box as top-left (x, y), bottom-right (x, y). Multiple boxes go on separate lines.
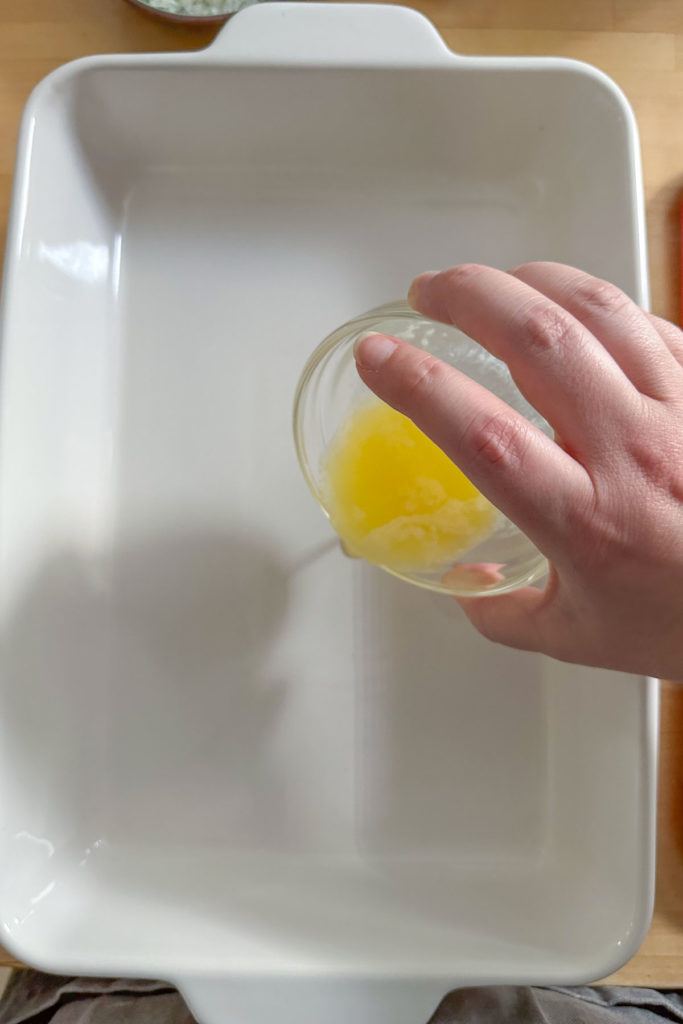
top-left (0, 525), bottom-right (294, 837)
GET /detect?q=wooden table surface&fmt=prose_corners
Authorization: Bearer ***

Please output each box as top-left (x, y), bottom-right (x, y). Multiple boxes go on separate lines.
top-left (1, 0), bottom-right (683, 987)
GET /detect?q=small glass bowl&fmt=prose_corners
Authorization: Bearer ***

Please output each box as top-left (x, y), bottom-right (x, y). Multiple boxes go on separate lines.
top-left (293, 302), bottom-right (550, 597)
top-left (124, 0), bottom-right (258, 23)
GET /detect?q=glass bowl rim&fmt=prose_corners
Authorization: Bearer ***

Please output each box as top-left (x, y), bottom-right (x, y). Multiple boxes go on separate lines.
top-left (292, 302), bottom-right (549, 596)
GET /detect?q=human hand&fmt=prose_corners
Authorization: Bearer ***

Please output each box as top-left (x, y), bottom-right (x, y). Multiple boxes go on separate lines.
top-left (354, 263), bottom-right (683, 680)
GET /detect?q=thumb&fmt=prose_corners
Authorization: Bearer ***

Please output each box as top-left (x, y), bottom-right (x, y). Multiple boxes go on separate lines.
top-left (457, 586), bottom-right (550, 653)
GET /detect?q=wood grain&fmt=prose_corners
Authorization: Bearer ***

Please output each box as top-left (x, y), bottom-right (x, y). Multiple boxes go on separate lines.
top-left (603, 682), bottom-right (683, 986)
top-left (0, 0), bottom-right (681, 987)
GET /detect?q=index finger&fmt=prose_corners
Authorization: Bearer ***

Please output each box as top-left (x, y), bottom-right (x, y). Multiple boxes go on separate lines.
top-left (409, 264), bottom-right (643, 463)
top-left (354, 331), bottom-right (592, 557)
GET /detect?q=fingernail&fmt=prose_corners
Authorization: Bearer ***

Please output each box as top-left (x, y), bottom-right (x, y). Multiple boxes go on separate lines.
top-left (353, 331), bottom-right (398, 370)
top-left (408, 270), bottom-right (438, 309)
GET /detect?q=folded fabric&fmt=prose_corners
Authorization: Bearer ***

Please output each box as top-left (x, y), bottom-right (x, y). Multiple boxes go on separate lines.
top-left (0, 972), bottom-right (197, 1024)
top-left (4, 974), bottom-right (683, 1024)
top-left (430, 986), bottom-right (683, 1023)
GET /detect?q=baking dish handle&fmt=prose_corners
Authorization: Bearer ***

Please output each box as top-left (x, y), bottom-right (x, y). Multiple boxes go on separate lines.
top-left (201, 1), bottom-right (454, 66)
top-left (177, 975), bottom-right (453, 1024)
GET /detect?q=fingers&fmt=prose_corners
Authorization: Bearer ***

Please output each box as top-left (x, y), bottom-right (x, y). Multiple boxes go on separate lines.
top-left (509, 262), bottom-right (683, 401)
top-left (408, 265), bottom-right (642, 463)
top-left (354, 331), bottom-right (592, 555)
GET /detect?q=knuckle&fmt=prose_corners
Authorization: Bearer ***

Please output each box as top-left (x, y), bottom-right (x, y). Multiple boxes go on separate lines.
top-left (569, 460), bottom-right (677, 575)
top-left (570, 504), bottom-right (630, 572)
top-left (602, 401), bottom-right (680, 487)
top-left (563, 405), bottom-right (683, 575)
top-left (439, 263), bottom-right (485, 291)
top-left (561, 480), bottom-right (637, 576)
top-left (427, 264), bottom-right (488, 322)
top-left (509, 260), bottom-right (542, 277)
top-left (627, 419), bottom-right (683, 500)
top-left (394, 353), bottom-right (445, 412)
top-left (571, 276), bottom-right (632, 318)
top-left (522, 302), bottom-right (580, 358)
top-left (467, 410), bottom-right (529, 470)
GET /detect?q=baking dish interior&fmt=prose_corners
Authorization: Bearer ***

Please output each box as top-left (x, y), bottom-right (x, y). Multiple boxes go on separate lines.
top-left (0, 58), bottom-right (653, 983)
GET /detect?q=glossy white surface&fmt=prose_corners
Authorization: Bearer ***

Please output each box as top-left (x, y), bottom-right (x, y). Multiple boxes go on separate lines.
top-left (0, 5), bottom-right (656, 1023)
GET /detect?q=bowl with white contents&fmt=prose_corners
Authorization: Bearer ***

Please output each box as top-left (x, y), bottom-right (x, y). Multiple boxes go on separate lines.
top-left (294, 302), bottom-right (550, 596)
top-left (125, 0), bottom-right (262, 23)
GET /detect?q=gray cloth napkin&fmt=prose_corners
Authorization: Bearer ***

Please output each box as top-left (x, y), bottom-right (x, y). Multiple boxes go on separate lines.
top-left (430, 986), bottom-right (683, 1023)
top-left (0, 973), bottom-right (197, 1024)
top-left (4, 974), bottom-right (683, 1024)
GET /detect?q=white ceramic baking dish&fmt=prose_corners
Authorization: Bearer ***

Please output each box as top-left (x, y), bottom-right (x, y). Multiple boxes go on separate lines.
top-left (0, 5), bottom-right (657, 1023)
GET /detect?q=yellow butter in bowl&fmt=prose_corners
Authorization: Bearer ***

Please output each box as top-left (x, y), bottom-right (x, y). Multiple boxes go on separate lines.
top-left (324, 399), bottom-right (498, 572)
